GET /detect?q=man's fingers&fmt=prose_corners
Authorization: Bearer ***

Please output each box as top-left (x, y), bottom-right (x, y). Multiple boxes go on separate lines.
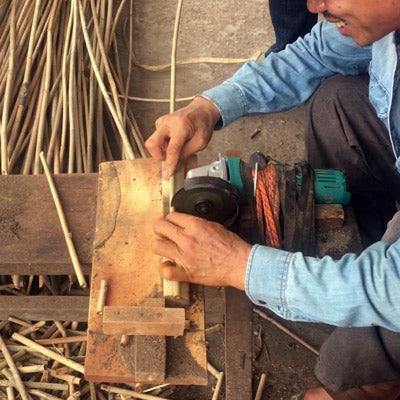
top-left (145, 126), bottom-right (170, 161)
top-left (153, 215), bottom-right (184, 240)
top-left (158, 262), bottom-right (190, 282)
top-left (151, 236), bottom-right (180, 263)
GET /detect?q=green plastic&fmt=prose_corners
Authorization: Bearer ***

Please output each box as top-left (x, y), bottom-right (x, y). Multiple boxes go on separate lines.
top-left (296, 168), bottom-right (351, 205)
top-left (227, 157), bottom-right (245, 202)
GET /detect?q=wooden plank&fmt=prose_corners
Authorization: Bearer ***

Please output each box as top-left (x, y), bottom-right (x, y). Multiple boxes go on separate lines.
top-left (224, 287), bottom-right (253, 400)
top-left (0, 296), bottom-right (89, 321)
top-left (85, 159), bottom-right (207, 385)
top-left (0, 173), bottom-right (97, 267)
top-left (102, 306), bottom-right (185, 336)
top-left (0, 263), bottom-right (91, 276)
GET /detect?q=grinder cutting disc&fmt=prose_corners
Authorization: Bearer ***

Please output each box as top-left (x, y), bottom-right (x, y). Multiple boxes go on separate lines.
top-left (171, 176), bottom-right (240, 227)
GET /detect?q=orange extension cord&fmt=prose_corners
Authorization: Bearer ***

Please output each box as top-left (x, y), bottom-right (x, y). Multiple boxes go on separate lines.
top-left (253, 163), bottom-right (281, 248)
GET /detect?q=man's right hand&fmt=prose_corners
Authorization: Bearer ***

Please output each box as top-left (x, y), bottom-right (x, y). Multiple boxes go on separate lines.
top-left (145, 96), bottom-right (221, 179)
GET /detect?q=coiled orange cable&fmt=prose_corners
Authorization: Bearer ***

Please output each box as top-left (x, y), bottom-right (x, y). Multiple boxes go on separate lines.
top-left (253, 163), bottom-right (281, 248)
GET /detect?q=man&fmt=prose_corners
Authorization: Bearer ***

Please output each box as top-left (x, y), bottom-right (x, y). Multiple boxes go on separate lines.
top-left (145, 0), bottom-right (400, 398)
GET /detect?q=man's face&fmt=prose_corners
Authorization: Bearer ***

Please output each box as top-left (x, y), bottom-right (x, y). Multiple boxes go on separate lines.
top-left (307, 0), bottom-right (400, 46)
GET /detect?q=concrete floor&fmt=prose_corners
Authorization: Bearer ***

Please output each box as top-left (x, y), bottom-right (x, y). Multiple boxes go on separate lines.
top-left (125, 1), bottom-right (325, 398)
top-left (129, 0), bottom-right (305, 166)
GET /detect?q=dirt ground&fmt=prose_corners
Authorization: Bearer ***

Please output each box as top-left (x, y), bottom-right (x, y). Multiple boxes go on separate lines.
top-left (121, 1), bottom-right (357, 399)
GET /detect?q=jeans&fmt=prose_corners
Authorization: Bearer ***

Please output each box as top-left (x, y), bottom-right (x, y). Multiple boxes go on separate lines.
top-left (267, 0), bottom-right (318, 54)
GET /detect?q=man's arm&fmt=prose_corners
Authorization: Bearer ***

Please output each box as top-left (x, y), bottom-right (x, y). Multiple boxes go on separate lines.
top-left (146, 22), bottom-right (371, 176)
top-left (202, 21), bottom-right (372, 127)
top-left (152, 212), bottom-right (400, 332)
top-left (246, 240), bottom-right (400, 332)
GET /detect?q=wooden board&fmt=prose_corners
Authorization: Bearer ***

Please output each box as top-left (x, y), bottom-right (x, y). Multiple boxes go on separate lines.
top-left (224, 287), bottom-right (253, 400)
top-left (85, 159), bottom-right (207, 385)
top-left (0, 296), bottom-right (89, 321)
top-left (0, 173), bottom-right (97, 273)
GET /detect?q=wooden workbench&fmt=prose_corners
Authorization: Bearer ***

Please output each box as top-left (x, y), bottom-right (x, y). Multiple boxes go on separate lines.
top-left (0, 164), bottom-right (207, 386)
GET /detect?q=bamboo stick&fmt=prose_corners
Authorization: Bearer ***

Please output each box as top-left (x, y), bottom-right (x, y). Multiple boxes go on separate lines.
top-left (39, 152), bottom-right (87, 288)
top-left (35, 336), bottom-right (87, 346)
top-left (253, 308), bottom-right (319, 356)
top-left (254, 373), bottom-right (267, 400)
top-left (0, 0), bottom-right (14, 175)
top-left (0, 379), bottom-right (68, 392)
top-left (77, 0), bottom-right (135, 160)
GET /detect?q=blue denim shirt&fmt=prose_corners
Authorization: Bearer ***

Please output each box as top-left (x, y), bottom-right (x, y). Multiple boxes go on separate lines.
top-left (202, 22), bottom-right (400, 331)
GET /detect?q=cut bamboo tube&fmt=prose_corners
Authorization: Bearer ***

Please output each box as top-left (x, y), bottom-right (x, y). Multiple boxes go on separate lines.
top-left (96, 279), bottom-right (108, 315)
top-left (39, 151), bottom-right (87, 288)
top-left (6, 386), bottom-right (15, 400)
top-left (11, 333), bottom-right (84, 374)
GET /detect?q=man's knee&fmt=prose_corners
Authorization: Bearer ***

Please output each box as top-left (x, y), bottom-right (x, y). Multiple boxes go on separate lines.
top-left (308, 74), bottom-right (369, 114)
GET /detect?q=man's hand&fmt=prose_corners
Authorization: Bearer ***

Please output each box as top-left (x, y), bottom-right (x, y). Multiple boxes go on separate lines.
top-left (152, 212), bottom-right (252, 290)
top-left (145, 97), bottom-right (221, 179)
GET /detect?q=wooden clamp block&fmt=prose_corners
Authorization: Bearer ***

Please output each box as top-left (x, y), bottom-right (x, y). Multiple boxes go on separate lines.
top-left (102, 305), bottom-right (185, 336)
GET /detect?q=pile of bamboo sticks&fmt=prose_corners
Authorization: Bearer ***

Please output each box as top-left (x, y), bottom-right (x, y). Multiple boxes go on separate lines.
top-left (0, 317), bottom-right (179, 399)
top-left (0, 0), bottom-right (146, 176)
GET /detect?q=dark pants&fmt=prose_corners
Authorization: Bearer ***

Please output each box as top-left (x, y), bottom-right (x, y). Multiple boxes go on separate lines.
top-left (267, 0), bottom-right (317, 54)
top-left (306, 75), bottom-right (400, 391)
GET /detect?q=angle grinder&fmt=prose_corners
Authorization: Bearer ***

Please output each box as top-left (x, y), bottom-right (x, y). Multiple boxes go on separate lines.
top-left (171, 154), bottom-right (246, 227)
top-left (171, 154), bottom-right (351, 227)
